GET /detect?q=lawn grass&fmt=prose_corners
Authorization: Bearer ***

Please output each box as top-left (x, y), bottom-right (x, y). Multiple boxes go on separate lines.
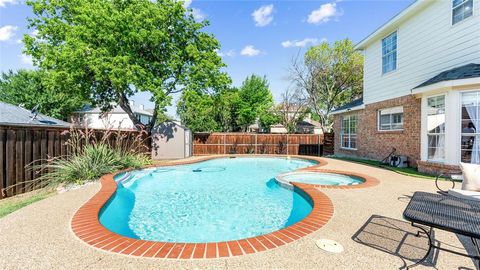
top-left (331, 156), bottom-right (437, 180)
top-left (0, 190), bottom-right (54, 218)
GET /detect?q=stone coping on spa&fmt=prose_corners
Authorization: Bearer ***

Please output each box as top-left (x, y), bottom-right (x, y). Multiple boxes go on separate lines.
top-left (292, 168), bottom-right (380, 189)
top-left (70, 155), bottom-right (375, 259)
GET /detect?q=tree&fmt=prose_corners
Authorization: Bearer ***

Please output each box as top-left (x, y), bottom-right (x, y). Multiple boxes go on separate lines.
top-left (24, 0), bottom-right (230, 131)
top-left (177, 74), bottom-right (276, 132)
top-left (176, 90), bottom-right (219, 132)
top-left (274, 88), bottom-right (309, 134)
top-left (177, 88), bottom-right (241, 132)
top-left (214, 88), bottom-right (241, 132)
top-left (290, 39), bottom-right (363, 130)
top-left (0, 69), bottom-right (87, 119)
top-left (236, 75), bottom-right (275, 131)
top-left (258, 108), bottom-right (280, 133)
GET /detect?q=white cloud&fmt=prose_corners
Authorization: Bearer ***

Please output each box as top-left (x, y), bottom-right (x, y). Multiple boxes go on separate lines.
top-left (192, 8), bottom-right (206, 20)
top-left (217, 49), bottom-right (236, 58)
top-left (307, 3), bottom-right (341, 25)
top-left (0, 25), bottom-right (18, 41)
top-left (252, 4), bottom-right (274, 27)
top-left (19, 54), bottom-right (33, 66)
top-left (281, 38), bottom-right (326, 48)
top-left (0, 0), bottom-right (19, 8)
top-left (240, 45), bottom-right (261, 57)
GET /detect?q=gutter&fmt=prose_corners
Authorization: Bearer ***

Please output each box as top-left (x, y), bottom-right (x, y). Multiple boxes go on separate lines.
top-left (330, 104), bottom-right (366, 115)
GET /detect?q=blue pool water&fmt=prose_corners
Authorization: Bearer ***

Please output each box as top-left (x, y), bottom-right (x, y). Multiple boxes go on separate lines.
top-left (279, 172), bottom-right (364, 186)
top-left (99, 157), bottom-right (317, 243)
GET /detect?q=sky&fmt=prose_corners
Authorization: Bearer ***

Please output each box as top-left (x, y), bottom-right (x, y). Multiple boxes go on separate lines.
top-left (0, 0), bottom-right (414, 118)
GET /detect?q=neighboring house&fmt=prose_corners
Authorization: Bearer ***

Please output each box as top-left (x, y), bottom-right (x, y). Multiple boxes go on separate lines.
top-left (269, 118), bottom-right (323, 134)
top-left (248, 105), bottom-right (323, 134)
top-left (331, 0), bottom-right (480, 174)
top-left (71, 102), bottom-right (153, 130)
top-left (0, 101), bottom-right (70, 127)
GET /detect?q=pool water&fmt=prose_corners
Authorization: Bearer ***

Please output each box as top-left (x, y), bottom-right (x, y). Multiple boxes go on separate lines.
top-left (99, 157), bottom-right (317, 243)
top-left (279, 172), bottom-right (364, 186)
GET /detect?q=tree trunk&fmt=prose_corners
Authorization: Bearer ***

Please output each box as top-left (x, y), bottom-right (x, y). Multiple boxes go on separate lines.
top-left (117, 93), bottom-right (150, 134)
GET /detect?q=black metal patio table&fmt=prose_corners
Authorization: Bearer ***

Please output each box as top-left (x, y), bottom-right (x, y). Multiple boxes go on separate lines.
top-left (403, 191), bottom-right (480, 269)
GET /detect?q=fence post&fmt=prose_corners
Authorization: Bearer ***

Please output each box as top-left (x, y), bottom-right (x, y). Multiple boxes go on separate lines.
top-left (223, 133), bottom-right (226, 155)
top-left (286, 134), bottom-right (289, 155)
top-left (255, 134), bottom-right (257, 154)
top-left (318, 134), bottom-right (321, 156)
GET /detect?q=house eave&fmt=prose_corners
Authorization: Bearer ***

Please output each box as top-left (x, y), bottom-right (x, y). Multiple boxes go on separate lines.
top-left (411, 77), bottom-right (480, 96)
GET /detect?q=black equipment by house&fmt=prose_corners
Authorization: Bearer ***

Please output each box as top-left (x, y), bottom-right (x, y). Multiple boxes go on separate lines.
top-left (380, 147), bottom-right (409, 168)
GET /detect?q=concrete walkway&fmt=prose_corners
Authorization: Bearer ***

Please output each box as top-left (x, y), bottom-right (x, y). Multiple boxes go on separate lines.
top-left (0, 157), bottom-right (477, 269)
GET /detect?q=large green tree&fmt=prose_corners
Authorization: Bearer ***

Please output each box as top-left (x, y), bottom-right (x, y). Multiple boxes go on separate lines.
top-left (177, 88), bottom-right (241, 133)
top-left (0, 69), bottom-right (87, 119)
top-left (24, 0), bottom-right (230, 131)
top-left (290, 39), bottom-right (363, 130)
top-left (214, 88), bottom-right (241, 132)
top-left (177, 75), bottom-right (277, 133)
top-left (236, 75), bottom-right (275, 131)
top-left (176, 90), bottom-right (219, 132)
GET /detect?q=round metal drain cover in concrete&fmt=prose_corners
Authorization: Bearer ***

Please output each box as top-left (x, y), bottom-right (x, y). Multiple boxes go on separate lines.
top-left (315, 239), bottom-right (344, 254)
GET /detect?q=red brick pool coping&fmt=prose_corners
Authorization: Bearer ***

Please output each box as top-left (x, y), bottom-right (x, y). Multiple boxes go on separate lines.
top-left (71, 155), bottom-right (376, 259)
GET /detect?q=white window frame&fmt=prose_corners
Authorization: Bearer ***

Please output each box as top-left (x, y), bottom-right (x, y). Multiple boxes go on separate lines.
top-left (377, 106), bottom-right (404, 131)
top-left (341, 114), bottom-right (357, 150)
top-left (452, 0), bottom-right (474, 25)
top-left (426, 94), bottom-right (446, 162)
top-left (381, 31), bottom-right (397, 74)
top-left (460, 90), bottom-right (480, 164)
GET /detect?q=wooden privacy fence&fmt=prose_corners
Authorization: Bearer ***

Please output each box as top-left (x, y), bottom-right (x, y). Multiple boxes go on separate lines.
top-left (0, 124), bottom-right (150, 199)
top-left (193, 133), bottom-right (334, 156)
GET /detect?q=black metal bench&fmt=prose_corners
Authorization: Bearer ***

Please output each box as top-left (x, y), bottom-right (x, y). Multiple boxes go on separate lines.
top-left (403, 191), bottom-right (480, 269)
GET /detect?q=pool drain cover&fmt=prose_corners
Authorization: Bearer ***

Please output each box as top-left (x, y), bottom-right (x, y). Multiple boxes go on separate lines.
top-left (315, 239), bottom-right (344, 254)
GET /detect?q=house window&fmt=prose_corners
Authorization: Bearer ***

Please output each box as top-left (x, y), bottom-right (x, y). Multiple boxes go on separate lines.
top-left (427, 95), bottom-right (445, 161)
top-left (341, 114), bottom-right (357, 149)
top-left (378, 106), bottom-right (404, 131)
top-left (461, 91), bottom-right (480, 164)
top-left (452, 0), bottom-right (473, 25)
top-left (382, 31), bottom-right (397, 74)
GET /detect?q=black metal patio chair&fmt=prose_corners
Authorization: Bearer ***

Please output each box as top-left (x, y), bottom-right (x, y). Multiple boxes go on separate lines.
top-left (435, 170), bottom-right (463, 194)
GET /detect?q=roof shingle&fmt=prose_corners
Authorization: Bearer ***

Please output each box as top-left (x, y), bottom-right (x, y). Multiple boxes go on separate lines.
top-left (331, 98), bottom-right (364, 113)
top-left (414, 63), bottom-right (480, 89)
top-left (0, 102), bottom-right (70, 127)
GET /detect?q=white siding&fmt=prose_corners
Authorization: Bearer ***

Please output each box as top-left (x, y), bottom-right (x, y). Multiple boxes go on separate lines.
top-left (363, 0), bottom-right (480, 105)
top-left (77, 113), bottom-right (151, 130)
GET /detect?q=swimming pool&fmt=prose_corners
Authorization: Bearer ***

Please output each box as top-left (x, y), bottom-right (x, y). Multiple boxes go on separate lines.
top-left (276, 171), bottom-right (364, 186)
top-left (99, 157), bottom-right (317, 243)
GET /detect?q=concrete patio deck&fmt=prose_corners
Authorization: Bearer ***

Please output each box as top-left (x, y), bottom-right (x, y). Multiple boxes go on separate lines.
top-left (0, 157), bottom-right (477, 269)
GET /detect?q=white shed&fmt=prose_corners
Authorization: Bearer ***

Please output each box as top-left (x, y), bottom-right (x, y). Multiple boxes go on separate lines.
top-left (151, 120), bottom-right (192, 160)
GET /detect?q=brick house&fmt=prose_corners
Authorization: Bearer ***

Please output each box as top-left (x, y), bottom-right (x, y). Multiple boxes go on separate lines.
top-left (332, 0), bottom-right (480, 174)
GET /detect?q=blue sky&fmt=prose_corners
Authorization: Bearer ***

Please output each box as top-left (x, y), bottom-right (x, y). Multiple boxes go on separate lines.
top-left (0, 0), bottom-right (414, 117)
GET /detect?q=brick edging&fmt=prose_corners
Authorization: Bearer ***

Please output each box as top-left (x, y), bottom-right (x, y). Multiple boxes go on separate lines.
top-left (71, 155), bottom-right (334, 259)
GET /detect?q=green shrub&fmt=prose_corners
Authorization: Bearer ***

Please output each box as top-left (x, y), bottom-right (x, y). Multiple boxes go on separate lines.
top-left (31, 144), bottom-right (150, 186)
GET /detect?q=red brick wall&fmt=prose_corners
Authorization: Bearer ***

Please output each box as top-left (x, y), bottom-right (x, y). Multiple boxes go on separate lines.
top-left (334, 95), bottom-right (421, 167)
top-left (417, 161), bottom-right (460, 175)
